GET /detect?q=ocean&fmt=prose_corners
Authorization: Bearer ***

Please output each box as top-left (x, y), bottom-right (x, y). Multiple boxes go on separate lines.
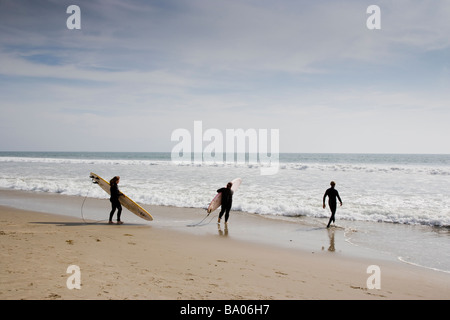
top-left (0, 151), bottom-right (449, 272)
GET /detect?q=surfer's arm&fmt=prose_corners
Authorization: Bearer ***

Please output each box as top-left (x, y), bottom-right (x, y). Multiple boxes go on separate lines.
top-left (337, 192), bottom-right (342, 205)
top-left (323, 191), bottom-right (327, 208)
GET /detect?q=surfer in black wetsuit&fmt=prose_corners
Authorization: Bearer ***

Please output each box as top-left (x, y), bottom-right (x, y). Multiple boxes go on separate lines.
top-left (217, 182), bottom-right (233, 224)
top-left (323, 181), bottom-right (342, 228)
top-left (109, 176), bottom-right (123, 225)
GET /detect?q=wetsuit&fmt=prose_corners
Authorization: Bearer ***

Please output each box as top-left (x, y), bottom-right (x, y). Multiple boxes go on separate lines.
top-left (323, 187), bottom-right (342, 227)
top-left (109, 183), bottom-right (122, 222)
top-left (217, 187), bottom-right (233, 222)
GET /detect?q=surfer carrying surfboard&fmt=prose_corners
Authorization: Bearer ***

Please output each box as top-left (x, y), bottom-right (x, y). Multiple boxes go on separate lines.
top-left (217, 182), bottom-right (234, 224)
top-left (109, 176), bottom-right (124, 225)
top-left (323, 181), bottom-right (343, 228)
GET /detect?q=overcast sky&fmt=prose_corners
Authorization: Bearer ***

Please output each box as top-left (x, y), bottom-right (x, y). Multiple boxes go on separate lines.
top-left (0, 0), bottom-right (449, 153)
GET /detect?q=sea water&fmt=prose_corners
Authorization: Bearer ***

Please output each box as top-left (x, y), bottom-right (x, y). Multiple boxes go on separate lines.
top-left (0, 152), bottom-right (449, 272)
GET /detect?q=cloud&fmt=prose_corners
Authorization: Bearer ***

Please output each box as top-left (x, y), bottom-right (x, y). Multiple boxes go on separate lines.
top-left (0, 0), bottom-right (449, 153)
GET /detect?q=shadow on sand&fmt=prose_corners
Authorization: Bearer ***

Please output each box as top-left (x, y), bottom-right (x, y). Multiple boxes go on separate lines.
top-left (30, 221), bottom-right (145, 227)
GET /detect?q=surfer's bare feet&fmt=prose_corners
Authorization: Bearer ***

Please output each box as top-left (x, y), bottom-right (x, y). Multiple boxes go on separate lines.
top-left (108, 221), bottom-right (114, 224)
top-left (217, 218), bottom-right (221, 224)
top-left (117, 221), bottom-right (123, 225)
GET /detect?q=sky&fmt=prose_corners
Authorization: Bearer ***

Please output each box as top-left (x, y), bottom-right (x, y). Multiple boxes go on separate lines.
top-left (0, 0), bottom-right (449, 154)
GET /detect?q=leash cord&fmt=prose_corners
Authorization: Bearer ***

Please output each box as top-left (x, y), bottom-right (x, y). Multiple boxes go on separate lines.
top-left (80, 182), bottom-right (107, 224)
top-left (187, 211), bottom-right (215, 227)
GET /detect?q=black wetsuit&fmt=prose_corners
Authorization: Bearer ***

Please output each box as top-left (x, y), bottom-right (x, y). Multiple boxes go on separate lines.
top-left (109, 183), bottom-right (122, 222)
top-left (217, 187), bottom-right (233, 222)
top-left (323, 187), bottom-right (342, 227)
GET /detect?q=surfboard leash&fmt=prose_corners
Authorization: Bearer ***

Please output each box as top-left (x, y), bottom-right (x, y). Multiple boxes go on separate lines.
top-left (80, 182), bottom-right (93, 223)
top-left (187, 210), bottom-right (215, 227)
top-left (80, 177), bottom-right (108, 224)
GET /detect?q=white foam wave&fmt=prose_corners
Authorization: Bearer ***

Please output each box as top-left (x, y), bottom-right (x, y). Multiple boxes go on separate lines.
top-left (1, 176), bottom-right (449, 227)
top-left (2, 156), bottom-right (450, 176)
top-left (1, 154), bottom-right (449, 227)
top-left (398, 257), bottom-right (450, 274)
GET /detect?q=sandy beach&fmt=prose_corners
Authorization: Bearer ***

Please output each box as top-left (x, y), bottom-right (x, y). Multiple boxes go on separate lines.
top-left (0, 190), bottom-right (449, 301)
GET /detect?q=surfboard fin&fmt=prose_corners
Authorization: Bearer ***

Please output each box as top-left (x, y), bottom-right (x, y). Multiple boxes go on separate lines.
top-left (89, 175), bottom-right (99, 184)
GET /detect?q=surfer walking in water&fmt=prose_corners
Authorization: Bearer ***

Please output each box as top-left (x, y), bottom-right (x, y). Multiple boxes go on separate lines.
top-left (217, 182), bottom-right (233, 224)
top-left (323, 181), bottom-right (342, 228)
top-left (109, 176), bottom-right (123, 225)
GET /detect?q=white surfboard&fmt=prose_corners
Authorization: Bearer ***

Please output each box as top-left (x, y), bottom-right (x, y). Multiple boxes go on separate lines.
top-left (207, 178), bottom-right (242, 213)
top-left (90, 172), bottom-right (153, 221)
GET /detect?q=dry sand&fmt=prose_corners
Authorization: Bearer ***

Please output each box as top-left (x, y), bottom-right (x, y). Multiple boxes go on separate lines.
top-left (1, 194), bottom-right (449, 301)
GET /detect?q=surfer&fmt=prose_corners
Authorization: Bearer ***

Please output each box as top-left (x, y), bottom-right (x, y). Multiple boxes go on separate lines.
top-left (323, 181), bottom-right (342, 228)
top-left (217, 182), bottom-right (233, 224)
top-left (109, 176), bottom-right (123, 225)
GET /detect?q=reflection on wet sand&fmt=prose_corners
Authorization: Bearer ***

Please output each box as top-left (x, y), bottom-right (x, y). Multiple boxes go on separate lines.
top-left (218, 223), bottom-right (229, 237)
top-left (327, 227), bottom-right (335, 252)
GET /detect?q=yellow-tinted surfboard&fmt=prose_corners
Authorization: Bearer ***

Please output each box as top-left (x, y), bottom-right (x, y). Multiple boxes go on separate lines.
top-left (90, 172), bottom-right (153, 221)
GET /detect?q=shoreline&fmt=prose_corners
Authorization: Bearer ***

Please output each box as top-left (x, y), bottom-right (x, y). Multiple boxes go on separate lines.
top-left (1, 188), bottom-right (449, 273)
top-left (0, 188), bottom-right (395, 262)
top-left (1, 189), bottom-right (450, 300)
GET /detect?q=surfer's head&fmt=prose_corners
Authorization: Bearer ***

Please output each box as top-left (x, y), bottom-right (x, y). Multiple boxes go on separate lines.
top-left (330, 181), bottom-right (336, 187)
top-left (110, 176), bottom-right (120, 185)
top-left (227, 182), bottom-right (233, 189)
